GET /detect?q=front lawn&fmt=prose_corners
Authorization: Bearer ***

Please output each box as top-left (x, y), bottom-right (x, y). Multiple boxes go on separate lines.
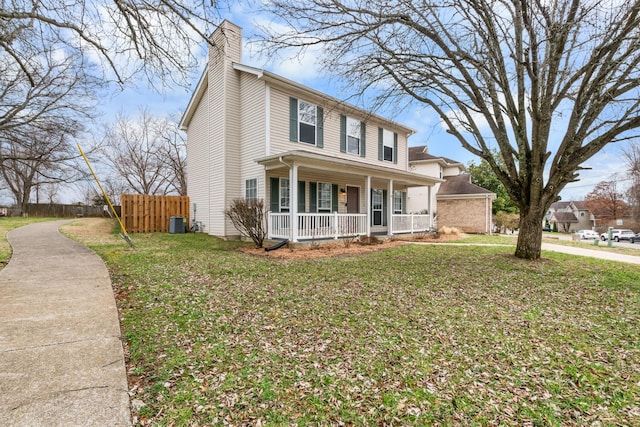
top-left (66, 221), bottom-right (640, 426)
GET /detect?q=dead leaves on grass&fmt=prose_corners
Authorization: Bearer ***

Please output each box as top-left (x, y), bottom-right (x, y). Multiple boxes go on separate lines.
top-left (110, 240), bottom-right (640, 425)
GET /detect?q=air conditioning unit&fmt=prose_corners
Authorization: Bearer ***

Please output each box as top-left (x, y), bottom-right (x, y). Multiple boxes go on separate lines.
top-left (169, 216), bottom-right (186, 234)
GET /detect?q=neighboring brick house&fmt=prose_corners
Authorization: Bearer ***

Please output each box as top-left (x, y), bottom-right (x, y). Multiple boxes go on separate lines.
top-left (407, 146), bottom-right (495, 234)
top-left (545, 201), bottom-right (595, 232)
top-left (180, 21), bottom-right (442, 241)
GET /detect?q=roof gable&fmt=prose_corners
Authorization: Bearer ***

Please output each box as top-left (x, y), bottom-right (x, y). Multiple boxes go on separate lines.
top-left (437, 174), bottom-right (495, 196)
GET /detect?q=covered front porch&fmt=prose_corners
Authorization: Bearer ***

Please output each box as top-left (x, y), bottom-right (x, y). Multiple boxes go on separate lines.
top-left (257, 150), bottom-right (441, 242)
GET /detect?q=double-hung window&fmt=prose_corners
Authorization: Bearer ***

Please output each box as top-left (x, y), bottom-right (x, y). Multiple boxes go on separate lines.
top-left (383, 129), bottom-right (394, 162)
top-left (346, 117), bottom-right (361, 155)
top-left (372, 189), bottom-right (383, 226)
top-left (318, 182), bottom-right (332, 212)
top-left (340, 115), bottom-right (366, 157)
top-left (299, 101), bottom-right (317, 145)
top-left (245, 179), bottom-right (257, 202)
top-left (279, 178), bottom-right (290, 212)
top-left (393, 191), bottom-right (403, 214)
top-left (290, 97), bottom-right (324, 147)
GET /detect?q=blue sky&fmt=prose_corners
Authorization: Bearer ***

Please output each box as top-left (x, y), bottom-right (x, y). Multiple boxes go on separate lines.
top-left (96, 5), bottom-right (632, 203)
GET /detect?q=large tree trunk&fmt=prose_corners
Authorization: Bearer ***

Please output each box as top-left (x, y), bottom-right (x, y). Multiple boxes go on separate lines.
top-left (515, 207), bottom-right (544, 259)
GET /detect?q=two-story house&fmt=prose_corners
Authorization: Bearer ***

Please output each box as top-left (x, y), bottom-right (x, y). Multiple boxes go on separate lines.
top-left (180, 21), bottom-right (442, 241)
top-left (545, 201), bottom-right (595, 233)
top-left (407, 146), bottom-right (495, 234)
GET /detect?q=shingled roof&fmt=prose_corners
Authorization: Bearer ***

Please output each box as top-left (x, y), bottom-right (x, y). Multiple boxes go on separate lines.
top-left (438, 174), bottom-right (495, 196)
top-left (553, 212), bottom-right (578, 223)
top-left (408, 146), bottom-right (462, 166)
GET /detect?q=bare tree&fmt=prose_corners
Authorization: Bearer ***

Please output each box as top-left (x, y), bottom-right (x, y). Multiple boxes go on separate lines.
top-left (0, 0), bottom-right (223, 88)
top-left (100, 109), bottom-right (186, 195)
top-left (585, 180), bottom-right (629, 227)
top-left (159, 118), bottom-right (188, 196)
top-left (623, 142), bottom-right (640, 225)
top-left (0, 47), bottom-right (99, 138)
top-left (260, 0), bottom-right (640, 259)
top-left (0, 124), bottom-right (82, 213)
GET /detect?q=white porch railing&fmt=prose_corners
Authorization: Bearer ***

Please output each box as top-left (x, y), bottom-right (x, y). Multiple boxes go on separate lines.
top-left (391, 214), bottom-right (432, 234)
top-left (268, 212), bottom-right (431, 240)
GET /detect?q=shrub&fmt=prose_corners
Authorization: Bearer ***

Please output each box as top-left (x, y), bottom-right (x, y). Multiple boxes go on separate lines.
top-left (224, 198), bottom-right (267, 248)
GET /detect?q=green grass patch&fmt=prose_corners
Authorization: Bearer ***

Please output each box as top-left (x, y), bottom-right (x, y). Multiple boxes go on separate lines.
top-left (73, 230), bottom-right (640, 426)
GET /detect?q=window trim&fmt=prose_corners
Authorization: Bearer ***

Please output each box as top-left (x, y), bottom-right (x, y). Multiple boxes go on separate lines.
top-left (245, 178), bottom-right (257, 202)
top-left (372, 188), bottom-right (383, 226)
top-left (346, 116), bottom-right (361, 155)
top-left (393, 190), bottom-right (403, 215)
top-left (298, 100), bottom-right (317, 145)
top-left (317, 182), bottom-right (332, 212)
top-left (279, 177), bottom-right (290, 212)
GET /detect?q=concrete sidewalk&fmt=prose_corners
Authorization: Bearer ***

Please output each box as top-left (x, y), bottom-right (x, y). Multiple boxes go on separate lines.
top-left (541, 242), bottom-right (640, 264)
top-left (0, 220), bottom-right (131, 426)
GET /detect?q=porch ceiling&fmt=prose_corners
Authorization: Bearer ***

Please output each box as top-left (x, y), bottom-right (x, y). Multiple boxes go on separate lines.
top-left (256, 150), bottom-right (443, 187)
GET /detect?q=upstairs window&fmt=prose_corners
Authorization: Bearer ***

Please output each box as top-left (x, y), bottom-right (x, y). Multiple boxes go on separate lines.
top-left (290, 98), bottom-right (324, 147)
top-left (299, 101), bottom-right (316, 144)
top-left (347, 117), bottom-right (361, 155)
top-left (340, 115), bottom-right (366, 157)
top-left (383, 129), bottom-right (394, 162)
top-left (378, 128), bottom-right (397, 163)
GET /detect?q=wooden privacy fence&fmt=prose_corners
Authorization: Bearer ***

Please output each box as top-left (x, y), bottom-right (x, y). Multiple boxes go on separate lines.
top-left (121, 194), bottom-right (190, 233)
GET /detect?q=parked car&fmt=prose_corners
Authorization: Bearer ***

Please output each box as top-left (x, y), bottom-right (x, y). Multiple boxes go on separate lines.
top-left (600, 229), bottom-right (636, 242)
top-left (631, 233), bottom-right (640, 244)
top-left (576, 229), bottom-right (598, 239)
top-left (542, 225), bottom-right (552, 232)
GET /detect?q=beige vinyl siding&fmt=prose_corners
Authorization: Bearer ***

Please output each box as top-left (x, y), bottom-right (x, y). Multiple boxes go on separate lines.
top-left (268, 86), bottom-right (410, 172)
top-left (222, 67), bottom-right (242, 237)
top-left (186, 84), bottom-right (210, 230)
top-left (205, 21), bottom-right (244, 236)
top-left (239, 73), bottom-right (268, 201)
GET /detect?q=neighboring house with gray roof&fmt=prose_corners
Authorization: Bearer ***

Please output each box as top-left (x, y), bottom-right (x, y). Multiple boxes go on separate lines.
top-left (545, 201), bottom-right (595, 232)
top-left (407, 146), bottom-right (495, 234)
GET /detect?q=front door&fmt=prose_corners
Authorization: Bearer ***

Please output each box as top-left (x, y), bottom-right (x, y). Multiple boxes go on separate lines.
top-left (346, 186), bottom-right (359, 213)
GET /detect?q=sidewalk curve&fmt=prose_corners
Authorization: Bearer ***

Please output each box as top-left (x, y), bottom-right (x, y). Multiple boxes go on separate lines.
top-left (0, 219), bottom-right (131, 426)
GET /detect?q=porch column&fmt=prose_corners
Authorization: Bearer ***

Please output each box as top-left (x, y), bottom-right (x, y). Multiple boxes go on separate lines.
top-left (387, 179), bottom-right (393, 236)
top-left (428, 185), bottom-right (433, 229)
top-left (365, 176), bottom-right (371, 237)
top-left (290, 164), bottom-right (298, 242)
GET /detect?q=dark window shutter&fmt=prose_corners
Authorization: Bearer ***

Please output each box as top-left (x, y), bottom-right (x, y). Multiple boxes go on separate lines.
top-left (340, 115), bottom-right (346, 153)
top-left (332, 184), bottom-right (339, 212)
top-left (382, 189), bottom-right (388, 226)
top-left (378, 127), bottom-right (383, 161)
top-left (309, 182), bottom-right (317, 213)
top-left (402, 192), bottom-right (407, 214)
top-left (393, 132), bottom-right (398, 164)
top-left (317, 106), bottom-right (324, 148)
top-left (270, 177), bottom-right (279, 213)
top-left (370, 189), bottom-right (374, 226)
top-left (360, 122), bottom-right (366, 157)
top-left (289, 98), bottom-right (298, 142)
top-left (298, 181), bottom-right (306, 212)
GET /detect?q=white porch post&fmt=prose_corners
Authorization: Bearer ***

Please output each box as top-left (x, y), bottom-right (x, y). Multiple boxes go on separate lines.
top-left (387, 179), bottom-right (393, 236)
top-left (428, 185), bottom-right (433, 229)
top-left (290, 164), bottom-right (298, 242)
top-left (365, 176), bottom-right (371, 237)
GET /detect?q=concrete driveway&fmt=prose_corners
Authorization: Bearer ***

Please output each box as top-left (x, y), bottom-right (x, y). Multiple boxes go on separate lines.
top-left (0, 220), bottom-right (131, 426)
